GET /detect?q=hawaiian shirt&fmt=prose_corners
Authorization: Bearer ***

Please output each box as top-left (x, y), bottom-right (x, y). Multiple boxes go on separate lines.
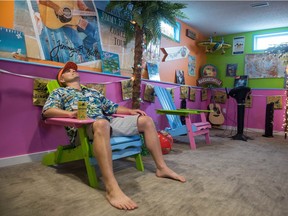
top-left (42, 86), bottom-right (119, 144)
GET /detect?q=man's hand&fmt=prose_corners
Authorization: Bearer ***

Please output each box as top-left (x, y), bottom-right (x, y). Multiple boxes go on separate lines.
top-left (43, 108), bottom-right (78, 118)
top-left (129, 109), bottom-right (147, 116)
top-left (116, 106), bottom-right (147, 116)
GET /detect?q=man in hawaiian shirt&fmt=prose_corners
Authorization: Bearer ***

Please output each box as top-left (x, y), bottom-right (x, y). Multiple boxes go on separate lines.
top-left (42, 62), bottom-right (186, 210)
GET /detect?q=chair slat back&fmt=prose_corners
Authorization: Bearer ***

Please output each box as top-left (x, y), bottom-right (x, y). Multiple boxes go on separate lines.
top-left (154, 86), bottom-right (183, 129)
top-left (47, 80), bottom-right (60, 94)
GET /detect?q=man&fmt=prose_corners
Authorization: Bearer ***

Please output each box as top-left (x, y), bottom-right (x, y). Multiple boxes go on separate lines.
top-left (42, 62), bottom-right (186, 210)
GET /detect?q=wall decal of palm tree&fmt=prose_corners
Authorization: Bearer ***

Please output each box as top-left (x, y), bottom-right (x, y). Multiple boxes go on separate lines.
top-left (106, 1), bottom-right (187, 108)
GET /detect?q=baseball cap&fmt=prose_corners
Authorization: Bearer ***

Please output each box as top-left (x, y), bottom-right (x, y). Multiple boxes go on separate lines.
top-left (57, 61), bottom-right (78, 86)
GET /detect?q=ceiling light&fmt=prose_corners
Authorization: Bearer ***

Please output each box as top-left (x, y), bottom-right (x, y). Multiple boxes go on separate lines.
top-left (250, 2), bottom-right (269, 8)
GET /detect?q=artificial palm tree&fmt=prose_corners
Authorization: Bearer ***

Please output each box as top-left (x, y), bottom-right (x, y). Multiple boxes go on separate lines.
top-left (106, 1), bottom-right (187, 108)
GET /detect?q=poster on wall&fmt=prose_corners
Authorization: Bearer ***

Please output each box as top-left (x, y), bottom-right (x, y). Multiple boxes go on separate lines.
top-left (27, 0), bottom-right (103, 66)
top-left (232, 36), bottom-right (245, 55)
top-left (245, 54), bottom-right (286, 78)
top-left (188, 54), bottom-right (196, 76)
top-left (226, 64), bottom-right (237, 77)
top-left (97, 8), bottom-right (135, 74)
top-left (234, 75), bottom-right (248, 88)
top-left (12, 1), bottom-right (42, 60)
top-left (0, 27), bottom-right (27, 59)
top-left (175, 70), bottom-right (185, 84)
top-left (101, 51), bottom-right (120, 75)
top-left (147, 62), bottom-right (161, 81)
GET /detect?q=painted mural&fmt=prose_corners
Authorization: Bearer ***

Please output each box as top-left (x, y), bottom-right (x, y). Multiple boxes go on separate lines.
top-left (8, 0), bottom-right (134, 73)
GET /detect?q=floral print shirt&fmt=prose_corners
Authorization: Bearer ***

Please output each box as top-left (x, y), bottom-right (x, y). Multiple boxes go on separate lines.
top-left (42, 86), bottom-right (119, 144)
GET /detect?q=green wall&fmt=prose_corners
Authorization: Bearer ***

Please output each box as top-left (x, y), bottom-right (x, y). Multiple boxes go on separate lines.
top-left (206, 27), bottom-right (288, 89)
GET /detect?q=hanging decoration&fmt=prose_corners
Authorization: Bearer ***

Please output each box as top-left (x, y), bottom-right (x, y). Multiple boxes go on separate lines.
top-left (180, 86), bottom-right (189, 99)
top-left (197, 64), bottom-right (222, 87)
top-left (189, 88), bottom-right (196, 101)
top-left (121, 79), bottom-right (133, 100)
top-left (198, 35), bottom-right (231, 54)
top-left (33, 78), bottom-right (50, 106)
top-left (143, 84), bottom-right (155, 103)
top-left (160, 46), bottom-right (190, 62)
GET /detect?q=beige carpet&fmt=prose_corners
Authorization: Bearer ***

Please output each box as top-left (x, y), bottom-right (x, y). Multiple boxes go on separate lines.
top-left (1, 129), bottom-right (288, 216)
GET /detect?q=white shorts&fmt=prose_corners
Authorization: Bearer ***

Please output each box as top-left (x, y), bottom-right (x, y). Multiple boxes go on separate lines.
top-left (86, 115), bottom-right (140, 139)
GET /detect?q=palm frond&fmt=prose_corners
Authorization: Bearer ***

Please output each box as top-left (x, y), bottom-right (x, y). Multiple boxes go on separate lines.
top-left (105, 0), bottom-right (187, 44)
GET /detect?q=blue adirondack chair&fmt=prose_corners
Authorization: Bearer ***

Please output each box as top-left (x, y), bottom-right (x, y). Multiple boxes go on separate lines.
top-left (154, 86), bottom-right (212, 150)
top-left (42, 80), bottom-right (144, 188)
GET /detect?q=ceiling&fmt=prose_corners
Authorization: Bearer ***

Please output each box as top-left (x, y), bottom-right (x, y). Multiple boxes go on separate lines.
top-left (175, 1), bottom-right (288, 37)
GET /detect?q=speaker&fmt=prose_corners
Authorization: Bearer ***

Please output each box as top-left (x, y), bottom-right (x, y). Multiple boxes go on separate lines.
top-left (263, 102), bottom-right (274, 137)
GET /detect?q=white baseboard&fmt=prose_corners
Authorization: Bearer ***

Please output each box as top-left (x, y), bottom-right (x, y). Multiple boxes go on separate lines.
top-left (0, 150), bottom-right (54, 168)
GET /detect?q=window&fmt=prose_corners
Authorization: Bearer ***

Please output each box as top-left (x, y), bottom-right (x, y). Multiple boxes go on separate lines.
top-left (253, 32), bottom-right (288, 51)
top-left (160, 21), bottom-right (180, 43)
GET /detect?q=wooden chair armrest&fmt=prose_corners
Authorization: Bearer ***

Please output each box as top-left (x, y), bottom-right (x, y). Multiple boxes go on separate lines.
top-left (44, 118), bottom-right (94, 128)
top-left (157, 109), bottom-right (212, 116)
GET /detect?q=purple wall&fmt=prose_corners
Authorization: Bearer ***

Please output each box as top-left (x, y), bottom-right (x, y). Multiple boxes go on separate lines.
top-left (223, 89), bottom-right (286, 131)
top-left (0, 59), bottom-right (285, 159)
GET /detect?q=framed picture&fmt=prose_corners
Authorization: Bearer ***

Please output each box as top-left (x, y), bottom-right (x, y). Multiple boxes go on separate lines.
top-left (175, 70), bottom-right (185, 84)
top-left (201, 88), bottom-right (208, 101)
top-left (226, 64), bottom-right (237, 77)
top-left (147, 62), bottom-right (160, 81)
top-left (143, 84), bottom-right (155, 103)
top-left (267, 96), bottom-right (283, 109)
top-left (101, 51), bottom-right (120, 75)
top-left (188, 55), bottom-right (196, 76)
top-left (121, 79), bottom-right (133, 100)
top-left (180, 86), bottom-right (189, 99)
top-left (186, 29), bottom-right (196, 40)
top-left (214, 91), bottom-right (227, 104)
top-left (189, 88), bottom-right (196, 101)
top-left (234, 75), bottom-right (248, 88)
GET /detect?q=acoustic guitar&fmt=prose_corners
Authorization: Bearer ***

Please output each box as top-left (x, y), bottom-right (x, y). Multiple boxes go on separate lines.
top-left (208, 90), bottom-right (225, 125)
top-left (38, 2), bottom-right (97, 30)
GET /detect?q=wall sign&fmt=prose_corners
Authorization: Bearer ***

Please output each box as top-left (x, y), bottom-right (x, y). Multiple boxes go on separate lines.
top-left (160, 46), bottom-right (190, 62)
top-left (197, 64), bottom-right (222, 87)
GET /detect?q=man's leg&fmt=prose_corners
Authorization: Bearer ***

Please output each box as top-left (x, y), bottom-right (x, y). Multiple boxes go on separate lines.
top-left (91, 119), bottom-right (138, 210)
top-left (137, 116), bottom-right (186, 182)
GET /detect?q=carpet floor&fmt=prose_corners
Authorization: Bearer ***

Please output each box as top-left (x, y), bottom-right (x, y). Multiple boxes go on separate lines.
top-left (1, 129), bottom-right (288, 216)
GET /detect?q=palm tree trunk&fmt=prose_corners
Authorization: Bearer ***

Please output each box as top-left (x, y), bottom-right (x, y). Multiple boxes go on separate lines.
top-left (132, 24), bottom-right (144, 109)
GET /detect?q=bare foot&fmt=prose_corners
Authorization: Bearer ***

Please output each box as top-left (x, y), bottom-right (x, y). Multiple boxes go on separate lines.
top-left (156, 166), bottom-right (186, 183)
top-left (106, 187), bottom-right (138, 210)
